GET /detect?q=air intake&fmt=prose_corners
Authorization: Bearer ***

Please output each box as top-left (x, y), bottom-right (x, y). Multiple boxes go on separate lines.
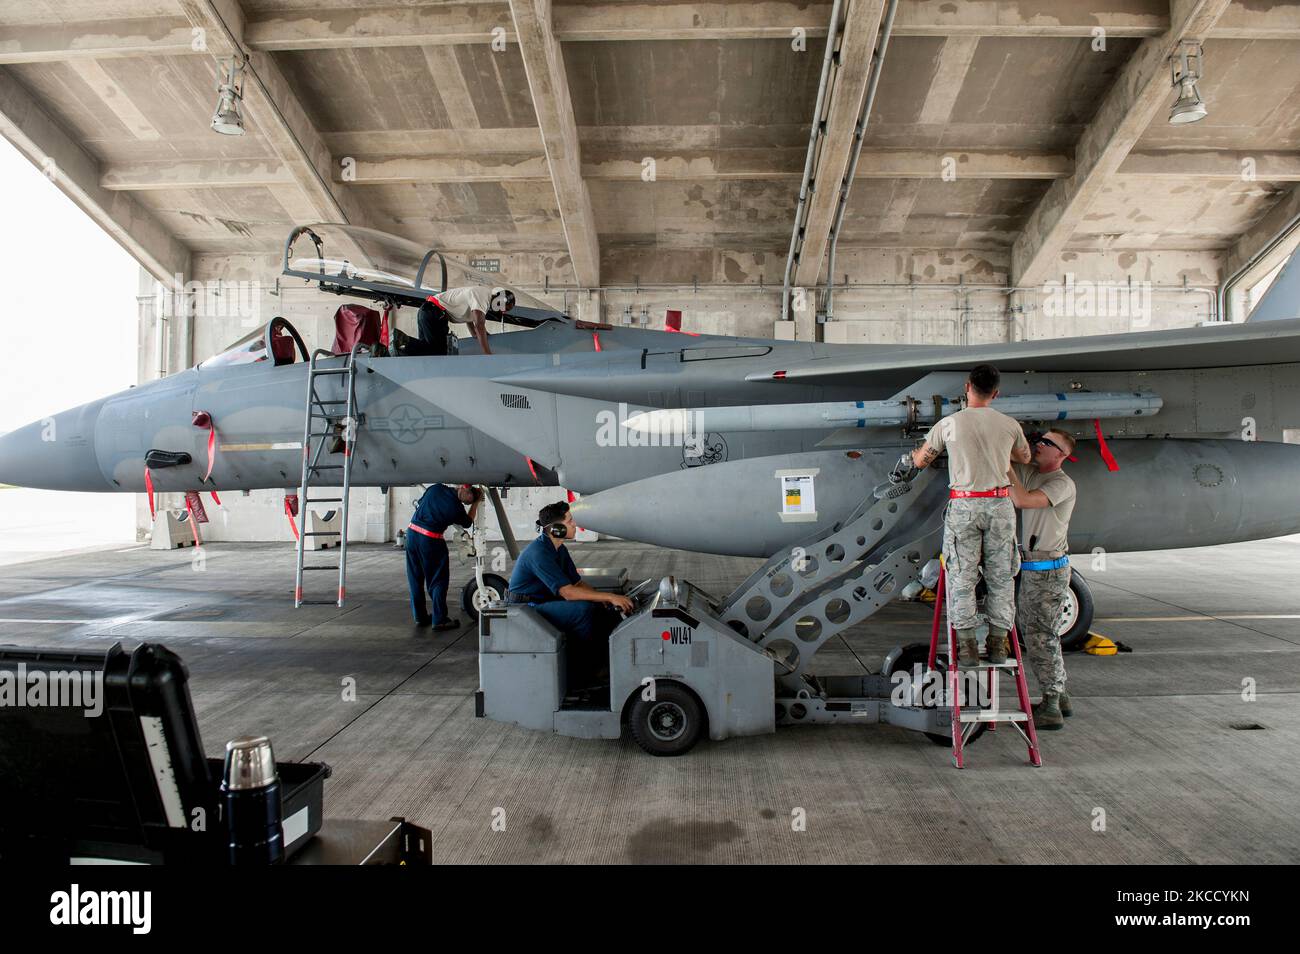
top-left (500, 393), bottom-right (531, 410)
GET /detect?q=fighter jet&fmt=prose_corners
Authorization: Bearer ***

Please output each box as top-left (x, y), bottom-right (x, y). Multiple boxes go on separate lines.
top-left (0, 224), bottom-right (886, 497)
top-left (3, 223), bottom-right (1299, 646)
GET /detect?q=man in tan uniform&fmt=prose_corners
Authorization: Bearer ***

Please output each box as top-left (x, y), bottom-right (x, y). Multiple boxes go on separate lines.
top-left (1008, 428), bottom-right (1078, 729)
top-left (394, 286), bottom-right (515, 356)
top-left (890, 364), bottom-right (1031, 666)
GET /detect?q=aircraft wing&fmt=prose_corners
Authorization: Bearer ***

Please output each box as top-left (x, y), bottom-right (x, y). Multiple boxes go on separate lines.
top-left (746, 316), bottom-right (1300, 385)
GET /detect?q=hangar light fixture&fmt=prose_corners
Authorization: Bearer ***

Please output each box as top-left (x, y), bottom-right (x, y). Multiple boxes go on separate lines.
top-left (211, 56), bottom-right (246, 136)
top-left (1168, 43), bottom-right (1207, 125)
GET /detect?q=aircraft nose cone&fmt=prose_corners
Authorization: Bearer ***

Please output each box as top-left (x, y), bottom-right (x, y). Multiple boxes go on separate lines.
top-left (0, 402), bottom-right (108, 491)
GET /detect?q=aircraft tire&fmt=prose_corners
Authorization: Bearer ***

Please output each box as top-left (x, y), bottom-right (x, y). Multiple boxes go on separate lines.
top-left (1059, 569), bottom-right (1094, 651)
top-left (1013, 568), bottom-right (1095, 652)
top-left (462, 573), bottom-right (510, 622)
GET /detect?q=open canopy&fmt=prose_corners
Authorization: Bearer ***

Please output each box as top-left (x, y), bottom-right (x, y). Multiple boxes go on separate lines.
top-left (281, 224), bottom-right (567, 326)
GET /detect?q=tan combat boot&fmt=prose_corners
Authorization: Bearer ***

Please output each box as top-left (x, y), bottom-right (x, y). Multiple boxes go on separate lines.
top-left (986, 628), bottom-right (1009, 665)
top-left (1058, 689), bottom-right (1073, 717)
top-left (955, 628), bottom-right (979, 667)
top-left (1033, 692), bottom-right (1064, 730)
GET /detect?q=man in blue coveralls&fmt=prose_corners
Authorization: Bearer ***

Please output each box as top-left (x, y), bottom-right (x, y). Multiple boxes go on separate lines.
top-left (508, 501), bottom-right (634, 685)
top-left (406, 483), bottom-right (480, 630)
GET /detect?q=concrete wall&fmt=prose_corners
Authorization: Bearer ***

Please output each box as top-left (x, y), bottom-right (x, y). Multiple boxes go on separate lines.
top-left (135, 243), bottom-right (1226, 541)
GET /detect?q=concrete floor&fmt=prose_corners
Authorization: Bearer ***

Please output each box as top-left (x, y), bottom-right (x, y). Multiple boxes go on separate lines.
top-left (2, 536), bottom-right (1298, 864)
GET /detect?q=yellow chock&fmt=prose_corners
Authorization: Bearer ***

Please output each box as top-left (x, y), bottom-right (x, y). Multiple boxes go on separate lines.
top-left (1083, 632), bottom-right (1125, 655)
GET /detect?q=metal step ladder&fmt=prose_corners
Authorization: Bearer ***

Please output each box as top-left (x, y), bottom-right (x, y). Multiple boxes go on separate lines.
top-left (293, 344), bottom-right (367, 608)
top-left (926, 562), bottom-right (1041, 769)
top-left (719, 469), bottom-right (947, 690)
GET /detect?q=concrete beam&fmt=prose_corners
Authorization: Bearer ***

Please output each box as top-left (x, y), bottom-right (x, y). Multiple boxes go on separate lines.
top-left (65, 59), bottom-right (163, 141)
top-left (509, 0), bottom-right (599, 286)
top-left (232, 1), bottom-right (1182, 46)
top-left (336, 154), bottom-right (552, 184)
top-left (1010, 0), bottom-right (1234, 289)
top-left (176, 0), bottom-right (373, 227)
top-left (100, 158), bottom-right (297, 190)
top-left (551, 1), bottom-right (834, 41)
top-left (594, 147), bottom-right (1074, 180)
top-left (320, 146), bottom-right (1068, 182)
top-left (1212, 1), bottom-right (1300, 40)
top-left (10, 3), bottom-right (1298, 64)
top-left (95, 142), bottom-right (1300, 194)
top-left (325, 128), bottom-right (545, 157)
top-left (793, 0), bottom-right (887, 288)
top-left (916, 36), bottom-right (981, 125)
top-left (0, 68), bottom-right (189, 284)
top-left (891, 0), bottom-right (1166, 37)
top-left (1118, 150), bottom-right (1300, 180)
top-left (0, 18), bottom-right (195, 64)
top-left (245, 3), bottom-right (513, 51)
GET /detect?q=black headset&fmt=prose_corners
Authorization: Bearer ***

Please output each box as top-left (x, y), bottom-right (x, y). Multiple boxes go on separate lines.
top-left (547, 522), bottom-right (568, 539)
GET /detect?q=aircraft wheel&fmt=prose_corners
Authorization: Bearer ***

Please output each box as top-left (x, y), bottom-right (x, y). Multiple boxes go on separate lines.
top-left (1013, 568), bottom-right (1094, 652)
top-left (628, 683), bottom-right (704, 756)
top-left (461, 573), bottom-right (509, 622)
top-left (1059, 570), bottom-right (1094, 651)
top-left (886, 642), bottom-right (988, 747)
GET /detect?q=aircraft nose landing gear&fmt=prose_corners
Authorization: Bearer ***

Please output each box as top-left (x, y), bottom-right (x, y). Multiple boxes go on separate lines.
top-left (453, 487), bottom-right (511, 622)
top-left (462, 572), bottom-right (509, 622)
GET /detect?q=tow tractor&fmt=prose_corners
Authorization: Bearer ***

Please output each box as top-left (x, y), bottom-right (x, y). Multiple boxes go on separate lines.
top-left (476, 469), bottom-right (996, 755)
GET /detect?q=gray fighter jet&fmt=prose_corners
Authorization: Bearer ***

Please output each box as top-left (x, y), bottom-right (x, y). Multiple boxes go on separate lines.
top-left (3, 224), bottom-right (1299, 644)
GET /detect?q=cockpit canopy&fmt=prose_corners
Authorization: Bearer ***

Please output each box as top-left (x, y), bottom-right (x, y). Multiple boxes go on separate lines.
top-left (281, 224), bottom-right (567, 326)
top-left (198, 316), bottom-right (309, 370)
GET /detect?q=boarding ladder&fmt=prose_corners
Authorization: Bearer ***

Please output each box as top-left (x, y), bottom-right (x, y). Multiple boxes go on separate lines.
top-left (719, 469), bottom-right (947, 691)
top-left (926, 562), bottom-right (1041, 769)
top-left (293, 344), bottom-right (367, 608)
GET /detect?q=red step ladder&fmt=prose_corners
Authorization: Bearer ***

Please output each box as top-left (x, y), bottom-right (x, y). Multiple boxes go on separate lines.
top-left (927, 563), bottom-right (1042, 769)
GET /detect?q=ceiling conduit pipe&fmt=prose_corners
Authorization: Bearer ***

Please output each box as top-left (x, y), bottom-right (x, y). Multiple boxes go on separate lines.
top-left (823, 0), bottom-right (899, 329)
top-left (781, 0), bottom-right (845, 325)
top-left (1217, 210), bottom-right (1300, 323)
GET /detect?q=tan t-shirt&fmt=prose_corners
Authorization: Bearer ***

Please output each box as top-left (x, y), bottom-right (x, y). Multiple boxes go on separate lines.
top-left (923, 406), bottom-right (1029, 492)
top-left (1012, 462), bottom-right (1076, 554)
top-left (430, 286), bottom-right (495, 323)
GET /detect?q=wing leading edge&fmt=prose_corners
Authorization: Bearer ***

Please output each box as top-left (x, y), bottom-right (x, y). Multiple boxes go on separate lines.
top-left (746, 316), bottom-right (1300, 386)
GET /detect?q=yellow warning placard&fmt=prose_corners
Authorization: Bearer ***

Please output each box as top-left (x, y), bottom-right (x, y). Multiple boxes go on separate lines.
top-left (780, 474), bottom-right (815, 516)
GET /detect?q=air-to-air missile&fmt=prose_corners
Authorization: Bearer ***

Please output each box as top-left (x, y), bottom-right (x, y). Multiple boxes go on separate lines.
top-left (621, 391), bottom-right (1164, 435)
top-left (2, 222), bottom-right (1300, 571)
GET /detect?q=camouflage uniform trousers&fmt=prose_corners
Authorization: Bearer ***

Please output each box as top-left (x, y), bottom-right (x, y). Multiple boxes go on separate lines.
top-left (1016, 565), bottom-right (1070, 695)
top-left (942, 497), bottom-right (1019, 632)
